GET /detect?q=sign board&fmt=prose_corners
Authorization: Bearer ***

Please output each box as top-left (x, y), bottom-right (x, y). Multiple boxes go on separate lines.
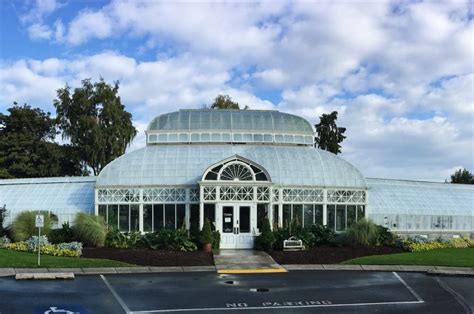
top-left (35, 215), bottom-right (44, 228)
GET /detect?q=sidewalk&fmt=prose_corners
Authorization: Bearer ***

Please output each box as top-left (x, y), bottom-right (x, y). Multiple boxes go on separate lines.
top-left (0, 265), bottom-right (472, 277)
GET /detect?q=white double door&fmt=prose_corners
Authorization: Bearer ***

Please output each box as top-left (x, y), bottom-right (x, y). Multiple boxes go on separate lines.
top-left (217, 203), bottom-right (256, 249)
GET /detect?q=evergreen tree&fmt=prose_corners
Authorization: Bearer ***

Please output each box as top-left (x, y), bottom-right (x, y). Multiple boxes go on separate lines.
top-left (450, 168), bottom-right (474, 184)
top-left (314, 111), bottom-right (346, 155)
top-left (54, 79), bottom-right (137, 175)
top-left (0, 104), bottom-right (83, 178)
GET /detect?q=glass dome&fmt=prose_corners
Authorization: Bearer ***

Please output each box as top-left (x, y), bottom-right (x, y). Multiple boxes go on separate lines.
top-left (146, 109), bottom-right (315, 146)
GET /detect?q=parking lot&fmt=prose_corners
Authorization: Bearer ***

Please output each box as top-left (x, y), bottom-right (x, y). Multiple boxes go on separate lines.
top-left (0, 270), bottom-right (472, 313)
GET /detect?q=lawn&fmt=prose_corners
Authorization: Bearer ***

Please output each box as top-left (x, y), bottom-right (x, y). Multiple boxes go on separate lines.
top-left (343, 248), bottom-right (474, 267)
top-left (0, 249), bottom-right (133, 268)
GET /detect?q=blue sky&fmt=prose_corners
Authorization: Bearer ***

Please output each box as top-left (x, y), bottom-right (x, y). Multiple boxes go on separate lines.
top-left (0, 0), bottom-right (473, 181)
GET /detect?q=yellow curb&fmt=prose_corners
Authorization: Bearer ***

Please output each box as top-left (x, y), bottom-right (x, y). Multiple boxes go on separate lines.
top-left (218, 268), bottom-right (287, 274)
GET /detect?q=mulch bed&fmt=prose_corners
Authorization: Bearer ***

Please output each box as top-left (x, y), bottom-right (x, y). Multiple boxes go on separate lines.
top-left (82, 248), bottom-right (214, 267)
top-left (269, 246), bottom-right (405, 264)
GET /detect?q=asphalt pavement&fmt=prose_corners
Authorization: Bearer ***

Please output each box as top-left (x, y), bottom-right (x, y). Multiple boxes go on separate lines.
top-left (0, 271), bottom-right (472, 314)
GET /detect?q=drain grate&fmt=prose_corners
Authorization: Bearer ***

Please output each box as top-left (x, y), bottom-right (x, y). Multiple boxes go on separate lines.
top-left (250, 288), bottom-right (269, 292)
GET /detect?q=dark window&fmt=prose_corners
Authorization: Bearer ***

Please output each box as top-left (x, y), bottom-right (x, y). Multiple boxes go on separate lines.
top-left (283, 204), bottom-right (291, 227)
top-left (204, 204), bottom-right (216, 230)
top-left (176, 204), bottom-right (186, 229)
top-left (327, 205), bottom-right (336, 230)
top-left (239, 206), bottom-right (250, 233)
top-left (273, 205), bottom-right (279, 228)
top-left (357, 205), bottom-right (365, 221)
top-left (303, 204), bottom-right (313, 228)
top-left (257, 204), bottom-right (268, 231)
top-left (189, 204), bottom-right (200, 233)
top-left (119, 205), bottom-right (129, 232)
top-left (205, 172), bottom-right (218, 180)
top-left (165, 204), bottom-right (175, 229)
top-left (108, 205), bottom-right (118, 230)
top-left (255, 172), bottom-right (268, 181)
top-left (336, 205), bottom-right (346, 231)
top-left (153, 204), bottom-right (164, 231)
top-left (314, 205), bottom-right (323, 225)
top-left (292, 204), bottom-right (303, 226)
top-left (347, 205), bottom-right (357, 227)
top-left (222, 206), bottom-right (234, 233)
top-left (130, 205), bottom-right (139, 232)
top-left (98, 205), bottom-right (107, 223)
top-left (143, 204), bottom-right (153, 232)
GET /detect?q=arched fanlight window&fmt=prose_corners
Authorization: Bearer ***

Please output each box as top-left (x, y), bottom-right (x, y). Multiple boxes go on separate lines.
top-left (203, 157), bottom-right (269, 182)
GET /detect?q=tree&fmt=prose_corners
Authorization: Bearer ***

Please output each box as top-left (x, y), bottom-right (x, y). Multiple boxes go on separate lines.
top-left (450, 168), bottom-right (474, 184)
top-left (209, 94), bottom-right (248, 109)
top-left (0, 104), bottom-right (83, 178)
top-left (54, 78), bottom-right (137, 175)
top-left (314, 111), bottom-right (346, 155)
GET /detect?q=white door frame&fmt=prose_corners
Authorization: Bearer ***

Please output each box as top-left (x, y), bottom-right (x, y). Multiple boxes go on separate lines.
top-left (216, 203), bottom-right (256, 249)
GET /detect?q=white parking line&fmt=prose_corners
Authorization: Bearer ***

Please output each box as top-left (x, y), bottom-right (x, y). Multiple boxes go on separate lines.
top-left (100, 275), bottom-right (131, 314)
top-left (392, 272), bottom-right (424, 302)
top-left (130, 300), bottom-right (424, 313)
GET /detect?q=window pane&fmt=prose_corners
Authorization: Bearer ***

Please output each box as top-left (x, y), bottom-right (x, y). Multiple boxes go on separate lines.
top-left (176, 204), bottom-right (185, 229)
top-left (273, 205), bottom-right (279, 228)
top-left (347, 205), bottom-right (357, 227)
top-left (292, 204), bottom-right (303, 226)
top-left (357, 205), bottom-right (365, 221)
top-left (222, 206), bottom-right (233, 233)
top-left (98, 205), bottom-right (107, 223)
top-left (283, 204), bottom-right (291, 227)
top-left (130, 205), bottom-right (139, 232)
top-left (303, 204), bottom-right (313, 228)
top-left (336, 205), bottom-right (346, 231)
top-left (257, 204), bottom-right (268, 231)
top-left (108, 205), bottom-right (118, 230)
top-left (204, 204), bottom-right (216, 230)
top-left (119, 205), bottom-right (129, 232)
top-left (239, 206), bottom-right (251, 233)
top-left (327, 205), bottom-right (336, 230)
top-left (314, 205), bottom-right (323, 225)
top-left (165, 204), bottom-right (176, 229)
top-left (153, 204), bottom-right (164, 231)
top-left (144, 204), bottom-right (153, 232)
top-left (189, 204), bottom-right (200, 233)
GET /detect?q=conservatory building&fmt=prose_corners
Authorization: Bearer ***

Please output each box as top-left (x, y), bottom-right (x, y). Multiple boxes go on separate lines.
top-left (95, 109), bottom-right (368, 248)
top-left (1, 109), bottom-right (472, 248)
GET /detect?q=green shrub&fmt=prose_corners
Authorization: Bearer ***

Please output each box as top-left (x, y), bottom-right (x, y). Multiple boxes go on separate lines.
top-left (12, 211), bottom-right (53, 242)
top-left (311, 224), bottom-right (335, 246)
top-left (139, 227), bottom-right (197, 251)
top-left (272, 227), bottom-right (291, 250)
top-left (211, 230), bottom-right (220, 250)
top-left (48, 222), bottom-right (74, 244)
top-left (105, 229), bottom-right (141, 249)
top-left (345, 218), bottom-right (378, 246)
top-left (450, 237), bottom-right (474, 248)
top-left (199, 218), bottom-right (213, 244)
top-left (375, 225), bottom-right (398, 246)
top-left (254, 219), bottom-right (275, 251)
top-left (73, 213), bottom-right (107, 247)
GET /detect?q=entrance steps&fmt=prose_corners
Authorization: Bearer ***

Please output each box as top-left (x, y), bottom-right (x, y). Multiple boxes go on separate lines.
top-left (213, 250), bottom-right (287, 274)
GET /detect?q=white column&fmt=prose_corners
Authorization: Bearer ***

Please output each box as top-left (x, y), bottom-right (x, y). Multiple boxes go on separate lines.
top-left (278, 187), bottom-right (283, 228)
top-left (199, 185), bottom-right (204, 230)
top-left (139, 188), bottom-right (144, 233)
top-left (323, 189), bottom-right (327, 226)
top-left (94, 189), bottom-right (99, 215)
top-left (268, 188), bottom-right (274, 231)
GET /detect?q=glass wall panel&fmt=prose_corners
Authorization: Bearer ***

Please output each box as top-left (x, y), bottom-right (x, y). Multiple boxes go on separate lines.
top-left (257, 204), bottom-right (268, 231)
top-left (327, 205), bottom-right (336, 230)
top-left (315, 205), bottom-right (323, 225)
top-left (165, 204), bottom-right (175, 229)
top-left (98, 205), bottom-right (107, 223)
top-left (108, 205), bottom-right (118, 230)
top-left (119, 204), bottom-right (129, 232)
top-left (347, 205), bottom-right (356, 227)
top-left (239, 206), bottom-right (251, 233)
top-left (204, 204), bottom-right (216, 230)
top-left (143, 204), bottom-right (153, 232)
top-left (283, 204), bottom-right (291, 227)
top-left (357, 205), bottom-right (365, 221)
top-left (176, 204), bottom-right (185, 229)
top-left (153, 204), bottom-right (164, 231)
top-left (303, 204), bottom-right (313, 228)
top-left (189, 204), bottom-right (200, 233)
top-left (130, 205), bottom-right (139, 232)
top-left (292, 204), bottom-right (303, 226)
top-left (273, 205), bottom-right (279, 228)
top-left (336, 205), bottom-right (345, 231)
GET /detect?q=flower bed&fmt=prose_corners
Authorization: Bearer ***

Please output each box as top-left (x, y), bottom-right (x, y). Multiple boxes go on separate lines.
top-left (0, 235), bottom-right (82, 257)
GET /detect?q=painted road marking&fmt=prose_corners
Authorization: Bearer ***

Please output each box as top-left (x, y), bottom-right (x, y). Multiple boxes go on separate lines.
top-left (218, 268), bottom-right (287, 274)
top-left (100, 275), bottom-right (131, 314)
top-left (392, 272), bottom-right (424, 302)
top-left (129, 300), bottom-right (424, 313)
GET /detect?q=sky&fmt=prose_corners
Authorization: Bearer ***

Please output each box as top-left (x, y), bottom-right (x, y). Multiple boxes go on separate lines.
top-left (0, 0), bottom-right (473, 182)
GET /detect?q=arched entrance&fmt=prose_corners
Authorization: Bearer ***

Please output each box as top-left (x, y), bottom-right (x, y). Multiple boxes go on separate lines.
top-left (199, 155), bottom-right (271, 249)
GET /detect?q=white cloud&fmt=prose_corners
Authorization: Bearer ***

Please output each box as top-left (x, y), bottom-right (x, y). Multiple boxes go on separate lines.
top-left (27, 23), bottom-right (52, 40)
top-left (67, 10), bottom-right (114, 45)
